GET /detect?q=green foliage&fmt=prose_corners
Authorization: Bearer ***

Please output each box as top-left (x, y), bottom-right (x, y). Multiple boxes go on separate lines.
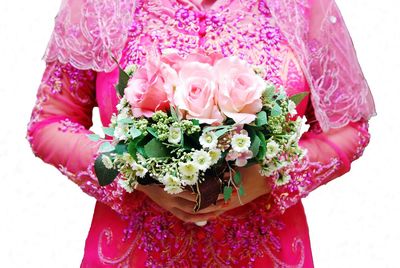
top-left (249, 134), bottom-right (261, 157)
top-left (94, 154), bottom-right (119, 186)
top-left (170, 106), bottom-right (179, 121)
top-left (255, 130), bottom-right (267, 160)
top-left (102, 127), bottom-right (115, 136)
top-left (238, 185), bottom-right (245, 196)
top-left (129, 127), bottom-right (142, 139)
top-left (271, 103), bottom-right (282, 117)
top-left (144, 138), bottom-right (169, 158)
top-left (289, 92), bottom-right (309, 105)
top-left (223, 186), bottom-right (233, 202)
top-left (116, 66), bottom-right (130, 97)
top-left (87, 134), bottom-right (100, 142)
top-left (234, 171), bottom-right (242, 185)
top-left (146, 127), bottom-right (158, 138)
top-left (99, 142), bottom-right (115, 153)
top-left (256, 111), bottom-right (268, 126)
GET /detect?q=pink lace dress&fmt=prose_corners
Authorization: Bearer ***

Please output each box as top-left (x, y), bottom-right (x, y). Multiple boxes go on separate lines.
top-left (27, 0), bottom-right (372, 267)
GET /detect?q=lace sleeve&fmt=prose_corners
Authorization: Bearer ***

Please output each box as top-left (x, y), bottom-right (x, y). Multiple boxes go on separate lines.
top-left (26, 60), bottom-right (139, 216)
top-left (265, 101), bottom-right (371, 216)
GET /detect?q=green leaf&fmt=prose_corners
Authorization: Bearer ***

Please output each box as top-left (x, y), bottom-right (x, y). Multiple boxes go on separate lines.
top-left (191, 119), bottom-right (200, 126)
top-left (102, 127), bottom-right (115, 136)
top-left (118, 118), bottom-right (133, 124)
top-left (263, 84), bottom-right (276, 101)
top-left (94, 154), bottom-right (119, 186)
top-left (99, 142), bottom-right (115, 153)
top-left (114, 143), bottom-right (127, 154)
top-left (271, 103), bottom-right (282, 117)
top-left (87, 134), bottom-right (100, 142)
top-left (127, 140), bottom-right (137, 158)
top-left (203, 125), bottom-right (230, 132)
top-left (146, 127), bottom-right (158, 138)
top-left (255, 130), bottom-right (267, 160)
top-left (238, 185), bottom-right (245, 196)
top-left (130, 127), bottom-right (142, 139)
top-left (256, 111), bottom-right (268, 126)
top-left (223, 186), bottom-right (233, 202)
top-left (215, 128), bottom-right (230, 138)
top-left (116, 66), bottom-right (130, 97)
top-left (289, 92), bottom-right (309, 105)
top-left (144, 138), bottom-right (169, 158)
top-left (170, 106), bottom-right (179, 121)
top-left (249, 134), bottom-right (261, 157)
top-left (234, 172), bottom-right (242, 185)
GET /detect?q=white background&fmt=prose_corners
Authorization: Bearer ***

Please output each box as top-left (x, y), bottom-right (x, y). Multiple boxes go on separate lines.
top-left (0, 0), bottom-right (399, 267)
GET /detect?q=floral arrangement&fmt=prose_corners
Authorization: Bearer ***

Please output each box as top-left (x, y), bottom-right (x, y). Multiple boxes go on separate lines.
top-left (88, 51), bottom-right (309, 211)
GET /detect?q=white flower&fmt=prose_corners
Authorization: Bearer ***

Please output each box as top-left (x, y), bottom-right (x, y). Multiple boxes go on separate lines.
top-left (164, 184), bottom-right (184, 194)
top-left (181, 174), bottom-right (198, 186)
top-left (117, 108), bottom-right (130, 121)
top-left (208, 149), bottom-right (222, 165)
top-left (168, 126), bottom-right (182, 144)
top-left (266, 140), bottom-right (280, 159)
top-left (199, 131), bottom-right (218, 149)
top-left (118, 179), bottom-right (135, 193)
top-left (131, 162), bottom-right (148, 178)
top-left (192, 150), bottom-right (212, 171)
top-left (101, 155), bottom-right (114, 169)
top-left (116, 97), bottom-right (128, 111)
top-left (121, 152), bottom-right (135, 164)
top-left (231, 133), bottom-right (251, 153)
top-left (114, 125), bottom-right (129, 141)
top-left (276, 173), bottom-right (291, 186)
top-left (179, 162), bottom-right (198, 176)
top-left (288, 100), bottom-right (297, 116)
top-left (162, 174), bottom-right (183, 194)
top-left (297, 116), bottom-right (310, 137)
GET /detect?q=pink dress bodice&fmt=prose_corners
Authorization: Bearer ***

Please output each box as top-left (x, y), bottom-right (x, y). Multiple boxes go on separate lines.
top-left (27, 0), bottom-right (372, 267)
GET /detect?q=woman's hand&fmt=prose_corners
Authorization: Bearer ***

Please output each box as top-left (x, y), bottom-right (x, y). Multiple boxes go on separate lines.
top-left (135, 183), bottom-right (223, 223)
top-left (198, 164), bottom-right (272, 216)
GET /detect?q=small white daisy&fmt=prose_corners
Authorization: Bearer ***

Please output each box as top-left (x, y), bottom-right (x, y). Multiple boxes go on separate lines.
top-left (288, 100), bottom-right (297, 116)
top-left (131, 162), bottom-right (148, 178)
top-left (101, 155), bottom-right (114, 169)
top-left (199, 131), bottom-right (218, 149)
top-left (276, 173), bottom-right (291, 186)
top-left (192, 150), bottom-right (212, 171)
top-left (208, 149), bottom-right (222, 165)
top-left (231, 133), bottom-right (251, 153)
top-left (114, 125), bottom-right (129, 141)
top-left (178, 162), bottom-right (198, 176)
top-left (266, 140), bottom-right (280, 159)
top-left (181, 174), bottom-right (198, 186)
top-left (118, 179), bottom-right (135, 193)
top-left (168, 126), bottom-right (182, 144)
top-left (162, 174), bottom-right (183, 194)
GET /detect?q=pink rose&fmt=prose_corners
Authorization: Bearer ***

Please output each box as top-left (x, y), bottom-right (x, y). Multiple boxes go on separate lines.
top-left (173, 60), bottom-right (224, 124)
top-left (214, 57), bottom-right (265, 124)
top-left (124, 53), bottom-right (177, 117)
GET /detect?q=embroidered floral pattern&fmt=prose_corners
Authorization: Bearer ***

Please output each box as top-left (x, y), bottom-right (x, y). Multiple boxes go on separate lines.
top-left (27, 0), bottom-right (374, 266)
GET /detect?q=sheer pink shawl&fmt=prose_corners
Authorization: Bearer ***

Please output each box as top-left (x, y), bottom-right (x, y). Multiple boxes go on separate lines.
top-left (43, 0), bottom-right (376, 131)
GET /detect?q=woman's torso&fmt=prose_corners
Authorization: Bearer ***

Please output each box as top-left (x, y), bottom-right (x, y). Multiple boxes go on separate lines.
top-left (83, 0), bottom-right (314, 266)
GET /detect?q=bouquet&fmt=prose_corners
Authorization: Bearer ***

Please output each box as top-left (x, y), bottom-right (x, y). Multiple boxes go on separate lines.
top-left (88, 50), bottom-right (309, 212)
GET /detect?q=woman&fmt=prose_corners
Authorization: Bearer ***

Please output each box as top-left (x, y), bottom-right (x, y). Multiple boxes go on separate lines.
top-left (26, 0), bottom-right (376, 266)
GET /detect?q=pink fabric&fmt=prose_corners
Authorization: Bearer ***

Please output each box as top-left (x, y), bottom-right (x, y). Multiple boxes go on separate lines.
top-left (27, 0), bottom-right (374, 266)
top-left (43, 0), bottom-right (376, 131)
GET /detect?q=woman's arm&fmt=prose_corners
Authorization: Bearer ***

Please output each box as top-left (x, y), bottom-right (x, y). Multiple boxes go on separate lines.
top-left (264, 103), bottom-right (371, 216)
top-left (26, 60), bottom-right (140, 216)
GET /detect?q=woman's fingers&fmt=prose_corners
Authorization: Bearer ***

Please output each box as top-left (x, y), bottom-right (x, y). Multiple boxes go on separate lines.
top-left (170, 207), bottom-right (219, 223)
top-left (172, 197), bottom-right (198, 214)
top-left (174, 190), bottom-right (197, 202)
